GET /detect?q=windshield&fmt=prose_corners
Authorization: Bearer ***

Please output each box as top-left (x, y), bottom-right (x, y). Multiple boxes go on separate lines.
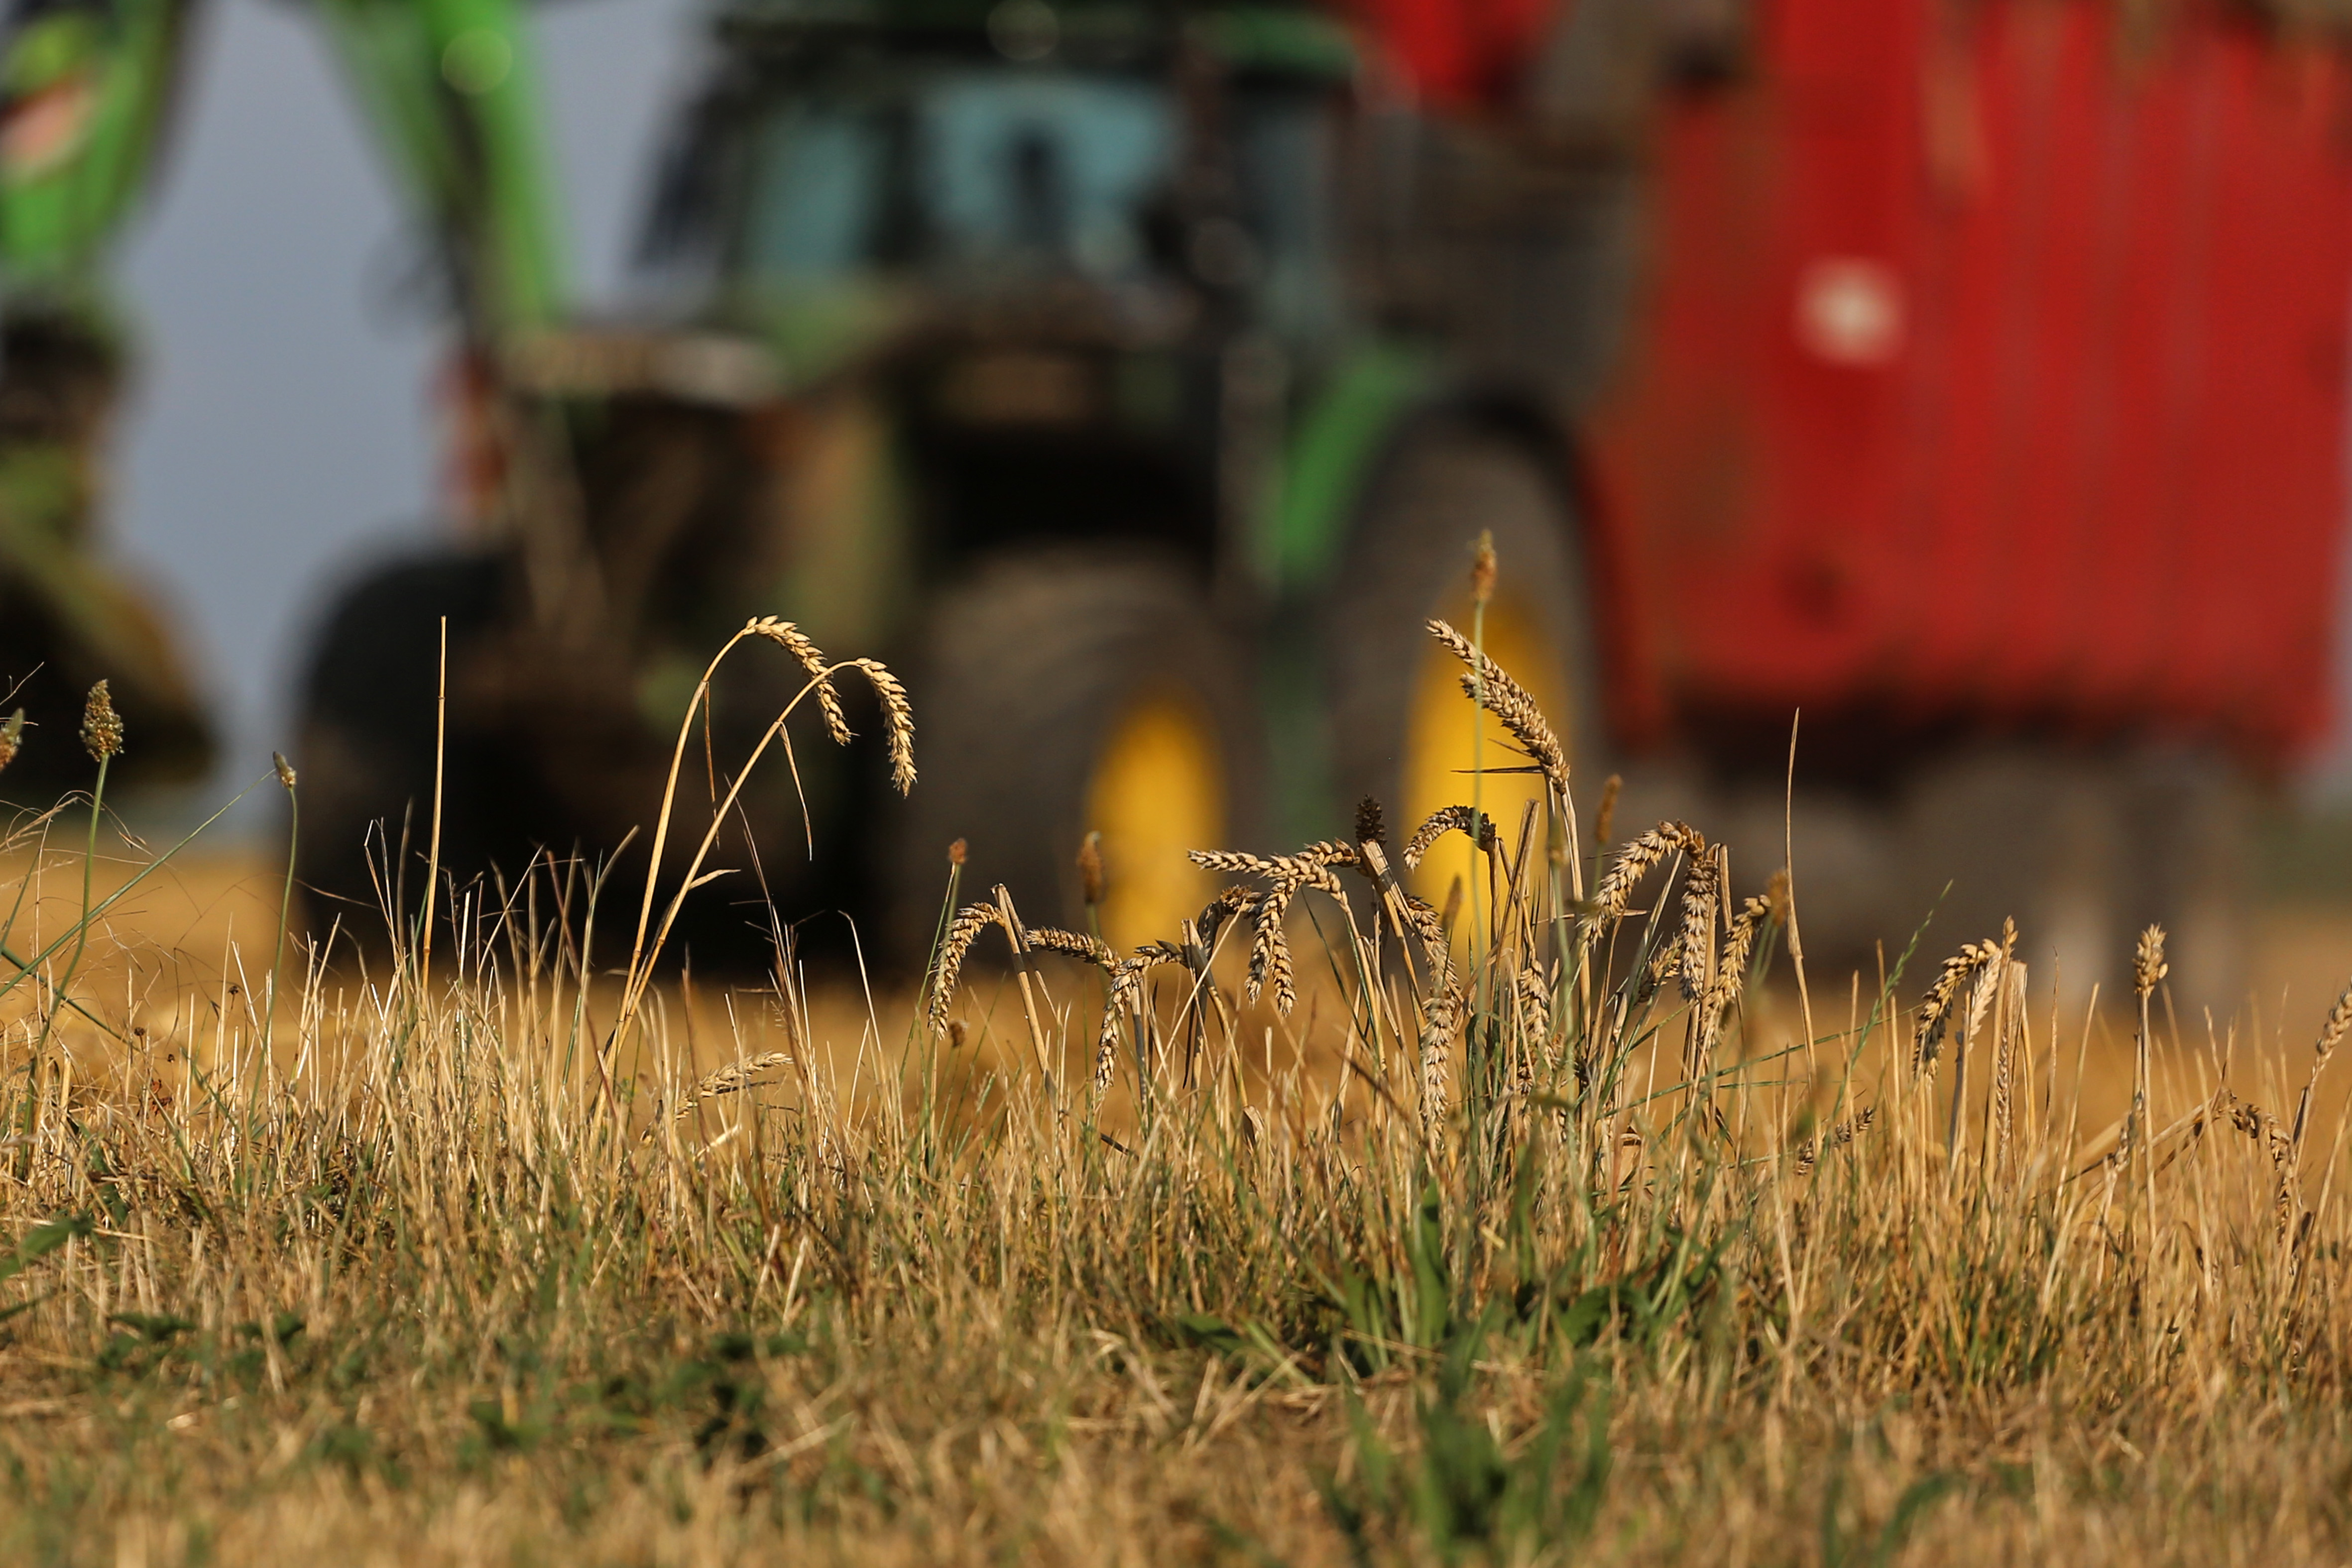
top-left (742, 67), bottom-right (1178, 287)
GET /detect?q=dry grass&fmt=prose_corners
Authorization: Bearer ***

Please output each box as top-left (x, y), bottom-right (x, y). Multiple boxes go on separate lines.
top-left (0, 616), bottom-right (2348, 1568)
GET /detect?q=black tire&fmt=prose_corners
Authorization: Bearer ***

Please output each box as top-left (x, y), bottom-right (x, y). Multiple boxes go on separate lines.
top-left (1322, 419), bottom-right (1614, 839)
top-left (291, 549), bottom-right (509, 941)
top-left (889, 550), bottom-right (1264, 963)
top-left (295, 547), bottom-right (851, 967)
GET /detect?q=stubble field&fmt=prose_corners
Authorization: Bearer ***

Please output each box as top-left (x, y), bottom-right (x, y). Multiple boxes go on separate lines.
top-left (0, 622), bottom-right (2350, 1567)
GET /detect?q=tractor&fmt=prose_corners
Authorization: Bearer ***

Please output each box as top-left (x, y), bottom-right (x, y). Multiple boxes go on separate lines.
top-left (292, 0), bottom-right (1681, 964)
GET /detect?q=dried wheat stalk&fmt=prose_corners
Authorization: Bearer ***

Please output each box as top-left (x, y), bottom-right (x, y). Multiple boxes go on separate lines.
top-left (1424, 618), bottom-right (1569, 797)
top-left (1583, 822), bottom-right (1703, 950)
top-left (2226, 1091), bottom-right (2303, 1243)
top-left (1094, 942), bottom-right (1187, 1092)
top-left (1914, 932), bottom-right (2009, 1078)
top-left (2112, 926), bottom-right (2167, 1172)
top-left (1187, 842), bottom-right (1356, 1015)
top-left (647, 1051), bottom-right (796, 1140)
top-left (1516, 962), bottom-right (1555, 1080)
top-left (750, 618), bottom-right (850, 744)
top-left (1988, 946), bottom-right (2028, 1167)
top-left (1792, 1107), bottom-right (1877, 1178)
top-left (1691, 891), bottom-right (1774, 1079)
top-left (1419, 984), bottom-right (1462, 1146)
top-left (1676, 846), bottom-right (1722, 1007)
top-left (929, 902), bottom-right (1007, 1035)
top-left (844, 658), bottom-right (917, 795)
top-left (1403, 805), bottom-right (1486, 873)
top-left (2294, 975), bottom-right (2352, 1149)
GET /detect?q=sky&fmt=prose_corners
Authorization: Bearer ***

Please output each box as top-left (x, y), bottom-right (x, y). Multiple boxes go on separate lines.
top-left (111, 0), bottom-right (702, 828)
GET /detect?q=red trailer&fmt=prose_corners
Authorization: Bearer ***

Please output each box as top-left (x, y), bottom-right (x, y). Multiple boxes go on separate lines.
top-left (1594, 0), bottom-right (2352, 764)
top-left (1359, 0), bottom-right (2352, 1003)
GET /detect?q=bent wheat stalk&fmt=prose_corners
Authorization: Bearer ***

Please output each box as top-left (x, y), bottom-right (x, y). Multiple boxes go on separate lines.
top-left (617, 619), bottom-right (915, 1044)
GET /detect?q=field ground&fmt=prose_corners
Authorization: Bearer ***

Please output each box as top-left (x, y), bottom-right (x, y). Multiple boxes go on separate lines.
top-left (0, 829), bottom-right (2351, 1566)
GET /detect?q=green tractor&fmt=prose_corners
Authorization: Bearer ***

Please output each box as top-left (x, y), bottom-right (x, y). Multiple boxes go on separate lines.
top-left (0, 0), bottom-right (585, 806)
top-left (292, 0), bottom-right (1666, 963)
top-left (0, 0), bottom-right (213, 798)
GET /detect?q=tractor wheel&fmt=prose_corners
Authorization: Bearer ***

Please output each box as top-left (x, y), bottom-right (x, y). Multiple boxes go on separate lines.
top-left (291, 549), bottom-right (509, 943)
top-left (1322, 421), bottom-right (1613, 908)
top-left (297, 546), bottom-right (874, 969)
top-left (891, 550), bottom-right (1262, 965)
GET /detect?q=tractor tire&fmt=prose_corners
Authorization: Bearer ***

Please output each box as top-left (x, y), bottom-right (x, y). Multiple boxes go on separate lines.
top-left (290, 549), bottom-right (509, 944)
top-left (295, 546), bottom-right (845, 969)
top-left (1321, 419), bottom-right (1614, 890)
top-left (890, 550), bottom-right (1264, 965)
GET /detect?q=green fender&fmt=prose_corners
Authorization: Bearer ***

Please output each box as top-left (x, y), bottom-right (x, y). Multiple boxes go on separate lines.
top-left (1260, 341), bottom-right (1435, 595)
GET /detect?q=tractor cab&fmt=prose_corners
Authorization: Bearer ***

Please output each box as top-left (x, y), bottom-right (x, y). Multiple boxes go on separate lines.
top-left (639, 0), bottom-right (1356, 577)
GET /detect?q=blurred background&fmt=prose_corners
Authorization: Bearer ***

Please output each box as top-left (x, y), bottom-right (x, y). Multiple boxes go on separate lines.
top-left (115, 0), bottom-right (696, 816)
top-left (11, 0), bottom-right (2352, 1023)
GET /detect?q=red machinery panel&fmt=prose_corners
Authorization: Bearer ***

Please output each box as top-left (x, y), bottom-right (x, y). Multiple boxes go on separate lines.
top-left (1586, 0), bottom-right (2352, 766)
top-left (1339, 0), bottom-right (1561, 110)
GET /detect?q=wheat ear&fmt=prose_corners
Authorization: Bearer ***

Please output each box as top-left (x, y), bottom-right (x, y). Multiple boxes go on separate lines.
top-left (1424, 619), bottom-right (1569, 796)
top-left (2294, 975), bottom-right (2352, 1150)
top-left (750, 618), bottom-right (850, 744)
top-left (647, 1051), bottom-right (796, 1140)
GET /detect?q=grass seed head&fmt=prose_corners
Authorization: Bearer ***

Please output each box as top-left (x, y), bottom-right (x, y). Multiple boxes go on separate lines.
top-left (846, 657), bottom-right (916, 795)
top-left (2317, 978), bottom-right (2352, 1071)
top-left (272, 751), bottom-right (297, 791)
top-left (1077, 832), bottom-right (1104, 908)
top-left (929, 901), bottom-right (1007, 1035)
top-left (0, 708), bottom-right (22, 775)
top-left (1470, 529), bottom-right (1497, 606)
top-left (80, 680), bottom-right (122, 763)
top-left (1404, 804), bottom-right (1484, 873)
top-left (1676, 846), bottom-right (1722, 1005)
top-left (752, 617), bottom-right (851, 745)
top-left (1584, 821), bottom-right (1702, 948)
top-left (2135, 925), bottom-right (2169, 999)
top-left (1915, 934), bottom-right (2005, 1073)
top-left (1425, 619), bottom-right (1569, 798)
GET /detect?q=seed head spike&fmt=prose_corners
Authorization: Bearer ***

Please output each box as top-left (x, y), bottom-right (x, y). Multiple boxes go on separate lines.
top-left (81, 680), bottom-right (123, 763)
top-left (272, 751), bottom-right (298, 790)
top-left (2133, 926), bottom-right (2168, 999)
top-left (0, 708), bottom-right (22, 775)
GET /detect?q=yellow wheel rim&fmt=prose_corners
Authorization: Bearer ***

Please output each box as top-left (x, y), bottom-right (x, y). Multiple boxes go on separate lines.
top-left (1085, 690), bottom-right (1226, 952)
top-left (1403, 594), bottom-right (1570, 920)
